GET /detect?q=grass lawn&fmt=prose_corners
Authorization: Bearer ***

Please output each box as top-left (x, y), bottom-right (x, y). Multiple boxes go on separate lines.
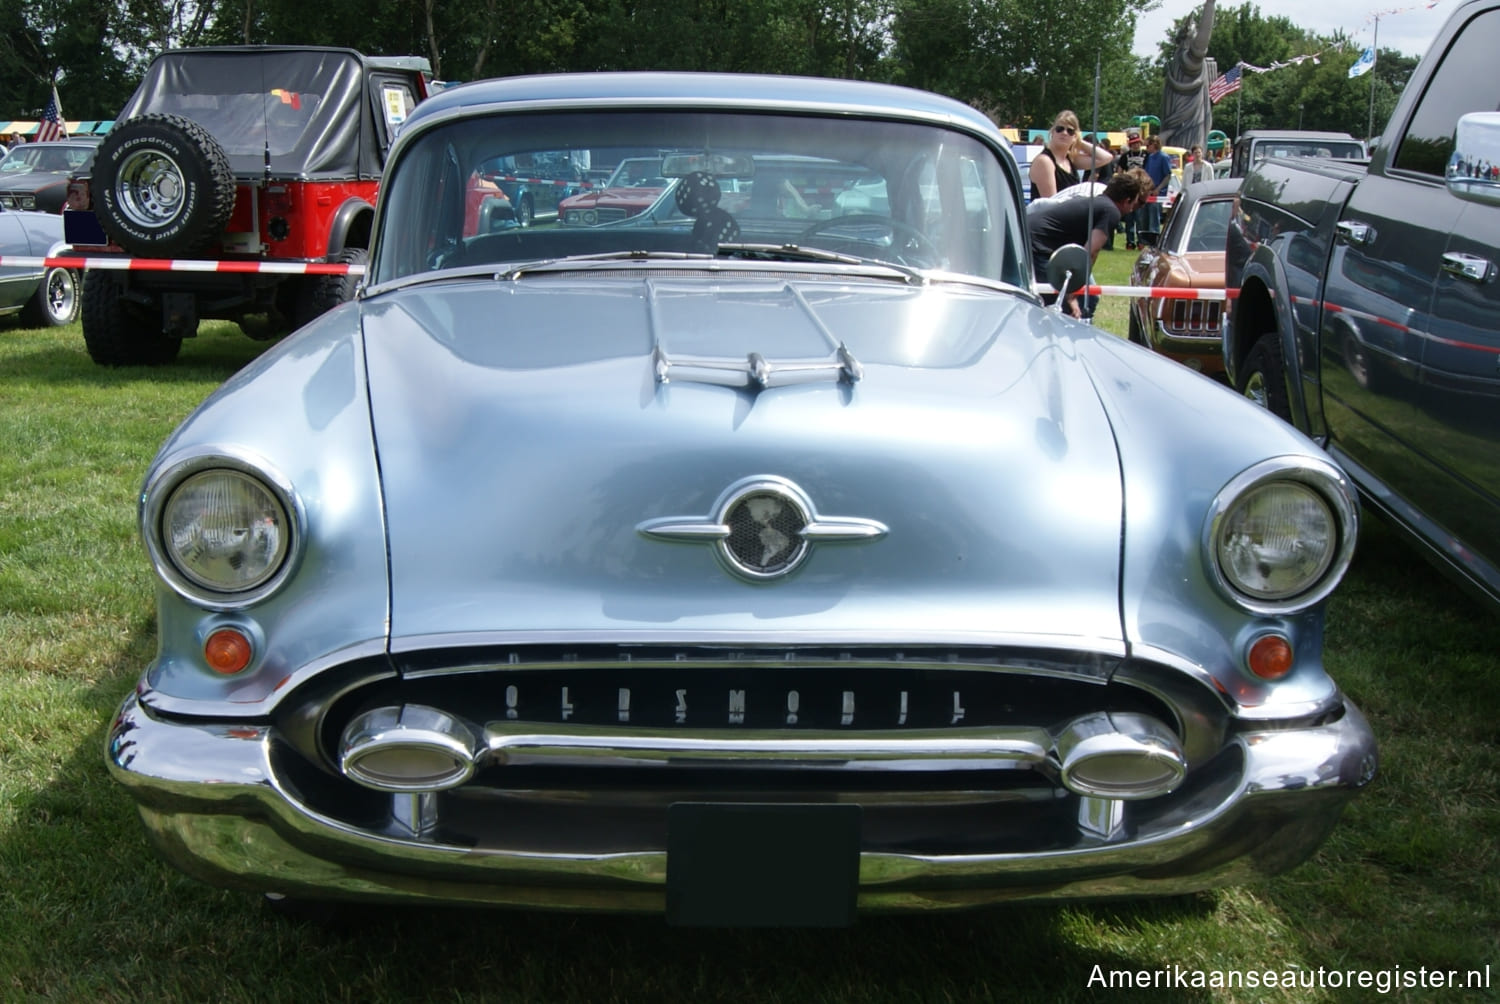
top-left (1, 284), bottom-right (1496, 1002)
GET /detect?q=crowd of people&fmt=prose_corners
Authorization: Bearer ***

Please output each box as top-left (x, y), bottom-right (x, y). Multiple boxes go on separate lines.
top-left (1022, 111), bottom-right (1228, 319)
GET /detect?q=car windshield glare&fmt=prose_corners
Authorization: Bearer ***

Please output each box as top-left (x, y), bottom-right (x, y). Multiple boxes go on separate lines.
top-left (373, 109), bottom-right (1025, 287)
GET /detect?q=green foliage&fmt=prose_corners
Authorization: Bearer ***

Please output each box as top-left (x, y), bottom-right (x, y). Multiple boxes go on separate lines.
top-left (0, 0), bottom-right (1431, 142)
top-left (1199, 3), bottom-right (1420, 140)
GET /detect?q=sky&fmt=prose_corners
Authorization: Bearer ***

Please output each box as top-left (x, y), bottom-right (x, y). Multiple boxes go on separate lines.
top-left (1131, 0), bottom-right (1452, 60)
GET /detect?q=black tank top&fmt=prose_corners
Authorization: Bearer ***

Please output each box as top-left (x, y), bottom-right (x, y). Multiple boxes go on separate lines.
top-left (1034, 148), bottom-right (1078, 201)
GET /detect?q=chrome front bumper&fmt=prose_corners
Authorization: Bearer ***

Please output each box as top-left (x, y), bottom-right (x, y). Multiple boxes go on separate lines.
top-left (107, 689), bottom-right (1376, 912)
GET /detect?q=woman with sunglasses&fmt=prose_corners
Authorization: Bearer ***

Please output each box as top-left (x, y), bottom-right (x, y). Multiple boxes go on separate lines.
top-left (1029, 110), bottom-right (1112, 202)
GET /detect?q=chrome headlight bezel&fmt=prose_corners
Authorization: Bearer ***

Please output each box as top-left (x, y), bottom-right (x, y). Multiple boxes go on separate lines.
top-left (141, 450), bottom-right (305, 610)
top-left (1203, 457), bottom-right (1358, 615)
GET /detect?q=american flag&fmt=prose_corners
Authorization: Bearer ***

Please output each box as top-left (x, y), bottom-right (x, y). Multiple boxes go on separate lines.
top-left (1208, 65), bottom-right (1242, 104)
top-left (35, 85), bottom-right (67, 142)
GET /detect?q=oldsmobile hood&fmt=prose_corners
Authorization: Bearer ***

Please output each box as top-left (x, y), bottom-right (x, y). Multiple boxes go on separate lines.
top-left (361, 273), bottom-right (1132, 655)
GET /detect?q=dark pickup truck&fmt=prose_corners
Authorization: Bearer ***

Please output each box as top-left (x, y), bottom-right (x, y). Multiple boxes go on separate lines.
top-left (1225, 0), bottom-right (1500, 608)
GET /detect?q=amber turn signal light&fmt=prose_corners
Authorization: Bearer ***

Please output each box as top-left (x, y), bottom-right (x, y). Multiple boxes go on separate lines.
top-left (204, 627), bottom-right (254, 675)
top-left (1247, 634), bottom-right (1294, 680)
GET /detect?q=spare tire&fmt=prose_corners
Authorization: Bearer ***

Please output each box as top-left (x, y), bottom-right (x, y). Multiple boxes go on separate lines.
top-left (92, 113), bottom-right (236, 258)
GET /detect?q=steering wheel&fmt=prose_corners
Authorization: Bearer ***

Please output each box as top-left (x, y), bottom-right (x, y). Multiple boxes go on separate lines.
top-left (795, 214), bottom-right (940, 266)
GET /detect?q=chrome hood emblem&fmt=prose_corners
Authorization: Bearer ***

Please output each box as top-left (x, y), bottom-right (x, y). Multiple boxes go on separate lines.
top-left (638, 476), bottom-right (888, 580)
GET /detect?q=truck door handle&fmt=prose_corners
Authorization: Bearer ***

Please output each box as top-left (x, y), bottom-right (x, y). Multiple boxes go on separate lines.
top-left (1335, 220), bottom-right (1376, 246)
top-left (1441, 252), bottom-right (1497, 284)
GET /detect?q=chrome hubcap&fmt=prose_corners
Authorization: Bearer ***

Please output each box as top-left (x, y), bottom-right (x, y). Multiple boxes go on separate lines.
top-left (1243, 371), bottom-right (1268, 409)
top-left (45, 268), bottom-right (76, 320)
top-left (116, 149), bottom-right (186, 228)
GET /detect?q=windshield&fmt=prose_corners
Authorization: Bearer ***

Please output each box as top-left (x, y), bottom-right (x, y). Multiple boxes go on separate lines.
top-left (374, 110), bottom-right (1025, 287)
top-left (1254, 141), bottom-right (1365, 162)
top-left (0, 145), bottom-right (93, 174)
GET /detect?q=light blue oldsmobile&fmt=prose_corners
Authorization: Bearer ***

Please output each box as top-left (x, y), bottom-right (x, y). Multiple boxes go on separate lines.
top-left (108, 73), bottom-right (1375, 925)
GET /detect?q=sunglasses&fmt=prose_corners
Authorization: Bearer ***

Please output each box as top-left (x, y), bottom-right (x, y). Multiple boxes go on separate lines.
top-left (1053, 125), bottom-right (1076, 135)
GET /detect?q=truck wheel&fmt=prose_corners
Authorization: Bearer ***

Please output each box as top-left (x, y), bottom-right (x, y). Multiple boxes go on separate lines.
top-left (80, 271), bottom-right (182, 366)
top-left (296, 247), bottom-right (367, 327)
top-left (19, 266), bottom-right (79, 327)
top-left (92, 113), bottom-right (236, 258)
top-left (515, 193), bottom-right (534, 228)
top-left (1238, 332), bottom-right (1290, 421)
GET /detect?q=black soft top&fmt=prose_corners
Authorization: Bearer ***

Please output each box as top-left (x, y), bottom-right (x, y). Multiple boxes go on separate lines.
top-left (118, 47), bottom-right (425, 179)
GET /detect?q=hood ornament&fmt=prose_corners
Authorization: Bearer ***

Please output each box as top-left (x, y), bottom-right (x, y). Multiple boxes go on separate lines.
top-left (638, 475), bottom-right (887, 580)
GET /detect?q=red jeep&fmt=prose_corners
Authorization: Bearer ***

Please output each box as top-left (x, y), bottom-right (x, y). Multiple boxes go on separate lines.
top-left (65, 46), bottom-right (429, 365)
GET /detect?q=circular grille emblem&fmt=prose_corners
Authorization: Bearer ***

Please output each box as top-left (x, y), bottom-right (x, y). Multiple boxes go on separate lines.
top-left (636, 475), bottom-right (888, 582)
top-left (724, 490), bottom-right (809, 576)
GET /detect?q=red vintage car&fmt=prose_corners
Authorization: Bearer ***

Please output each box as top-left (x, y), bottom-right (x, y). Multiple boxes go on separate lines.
top-left (1127, 177), bottom-right (1238, 377)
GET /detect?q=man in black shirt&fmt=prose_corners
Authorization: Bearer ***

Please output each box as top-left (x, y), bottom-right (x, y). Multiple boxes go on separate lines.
top-left (1027, 168), bottom-right (1153, 318)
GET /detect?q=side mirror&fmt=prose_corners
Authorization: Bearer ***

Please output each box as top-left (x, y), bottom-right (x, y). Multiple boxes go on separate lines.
top-left (1135, 230), bottom-right (1160, 248)
top-left (1045, 243), bottom-right (1091, 309)
top-left (1447, 112), bottom-right (1500, 208)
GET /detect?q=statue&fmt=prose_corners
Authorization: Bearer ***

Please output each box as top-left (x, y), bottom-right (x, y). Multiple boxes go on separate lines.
top-left (1160, 0), bottom-right (1217, 151)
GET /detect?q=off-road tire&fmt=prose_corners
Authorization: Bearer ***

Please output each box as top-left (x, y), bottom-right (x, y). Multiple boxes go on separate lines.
top-left (19, 266), bottom-right (79, 327)
top-left (299, 247), bottom-right (368, 325)
top-left (80, 271), bottom-right (182, 366)
top-left (92, 113), bottom-right (237, 258)
top-left (1238, 331), bottom-right (1291, 421)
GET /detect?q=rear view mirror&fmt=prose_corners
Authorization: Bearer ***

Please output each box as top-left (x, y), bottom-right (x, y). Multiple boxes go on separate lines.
top-left (1045, 243), bottom-right (1091, 304)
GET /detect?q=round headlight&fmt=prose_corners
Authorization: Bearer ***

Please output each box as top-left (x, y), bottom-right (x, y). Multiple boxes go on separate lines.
top-left (1211, 468), bottom-right (1354, 611)
top-left (161, 469), bottom-right (290, 593)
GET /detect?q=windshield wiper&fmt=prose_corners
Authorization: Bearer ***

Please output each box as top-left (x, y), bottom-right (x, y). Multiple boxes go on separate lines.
top-left (714, 242), bottom-right (927, 285)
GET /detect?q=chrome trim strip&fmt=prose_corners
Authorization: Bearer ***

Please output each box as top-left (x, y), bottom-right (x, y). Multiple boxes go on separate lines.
top-left (390, 630), bottom-right (1129, 661)
top-left (481, 721), bottom-right (1052, 771)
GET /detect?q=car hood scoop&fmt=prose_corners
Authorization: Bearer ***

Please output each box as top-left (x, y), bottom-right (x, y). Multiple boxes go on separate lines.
top-left (361, 274), bottom-right (1127, 654)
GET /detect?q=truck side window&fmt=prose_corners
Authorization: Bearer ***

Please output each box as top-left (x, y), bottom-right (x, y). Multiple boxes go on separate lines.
top-left (1392, 8), bottom-right (1500, 176)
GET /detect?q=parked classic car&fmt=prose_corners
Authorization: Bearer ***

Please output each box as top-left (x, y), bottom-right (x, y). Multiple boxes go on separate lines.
top-left (0, 204), bottom-right (79, 326)
top-left (1128, 177), bottom-right (1238, 376)
top-left (1228, 130), bottom-right (1367, 178)
top-left (107, 72), bottom-right (1375, 925)
top-left (558, 156), bottom-right (671, 225)
top-left (0, 139), bottom-right (100, 213)
top-left (63, 45), bottom-right (430, 364)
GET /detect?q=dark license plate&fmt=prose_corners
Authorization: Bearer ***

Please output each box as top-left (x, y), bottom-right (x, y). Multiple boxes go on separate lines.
top-left (666, 803), bottom-right (862, 928)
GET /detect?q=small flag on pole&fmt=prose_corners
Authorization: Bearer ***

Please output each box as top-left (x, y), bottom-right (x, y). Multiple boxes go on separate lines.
top-left (35, 85), bottom-right (68, 142)
top-left (1348, 47), bottom-right (1376, 78)
top-left (1208, 65), bottom-right (1242, 104)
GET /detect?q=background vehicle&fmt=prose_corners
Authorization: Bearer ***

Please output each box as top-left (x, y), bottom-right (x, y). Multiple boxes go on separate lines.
top-left (558, 156), bottom-right (670, 225)
top-left (1226, 0), bottom-right (1500, 608)
top-left (1228, 129), bottom-right (1367, 178)
top-left (1128, 177), bottom-right (1236, 376)
top-left (0, 205), bottom-right (79, 326)
top-left (476, 151), bottom-right (586, 226)
top-left (0, 139), bottom-right (100, 213)
top-left (63, 45), bottom-right (429, 365)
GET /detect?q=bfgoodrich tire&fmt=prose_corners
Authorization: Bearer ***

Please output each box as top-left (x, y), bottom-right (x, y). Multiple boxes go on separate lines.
top-left (298, 247), bottom-right (368, 326)
top-left (80, 271), bottom-right (182, 366)
top-left (92, 113), bottom-right (236, 258)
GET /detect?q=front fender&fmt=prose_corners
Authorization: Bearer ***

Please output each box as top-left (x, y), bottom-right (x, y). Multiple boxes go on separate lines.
top-left (328, 198), bottom-right (376, 255)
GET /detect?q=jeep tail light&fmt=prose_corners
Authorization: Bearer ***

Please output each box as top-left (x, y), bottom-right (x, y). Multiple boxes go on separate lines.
top-left (66, 178), bottom-right (91, 211)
